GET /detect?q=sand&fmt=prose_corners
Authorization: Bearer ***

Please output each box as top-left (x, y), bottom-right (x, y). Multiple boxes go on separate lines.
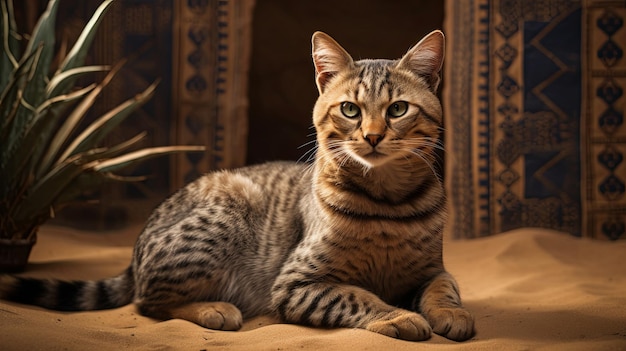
top-left (1, 224), bottom-right (625, 350)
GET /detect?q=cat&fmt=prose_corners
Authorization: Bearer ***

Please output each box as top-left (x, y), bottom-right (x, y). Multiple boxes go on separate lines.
top-left (1, 30), bottom-right (475, 342)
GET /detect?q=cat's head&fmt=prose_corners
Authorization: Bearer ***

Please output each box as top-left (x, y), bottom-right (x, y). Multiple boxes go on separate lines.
top-left (311, 30), bottom-right (445, 171)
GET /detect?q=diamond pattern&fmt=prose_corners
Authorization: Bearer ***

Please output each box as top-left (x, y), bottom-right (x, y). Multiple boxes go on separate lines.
top-left (597, 10), bottom-right (624, 36)
top-left (599, 107), bottom-right (624, 135)
top-left (596, 79), bottom-right (623, 105)
top-left (598, 146), bottom-right (623, 171)
top-left (599, 175), bottom-right (625, 200)
top-left (598, 40), bottom-right (623, 67)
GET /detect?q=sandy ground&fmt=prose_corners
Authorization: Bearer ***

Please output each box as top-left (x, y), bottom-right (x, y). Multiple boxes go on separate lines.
top-left (1, 224), bottom-right (625, 350)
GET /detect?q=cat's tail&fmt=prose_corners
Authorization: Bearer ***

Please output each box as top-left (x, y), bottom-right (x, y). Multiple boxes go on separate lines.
top-left (0, 267), bottom-right (134, 311)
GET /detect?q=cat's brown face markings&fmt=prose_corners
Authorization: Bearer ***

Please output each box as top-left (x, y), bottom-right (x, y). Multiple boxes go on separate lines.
top-left (311, 32), bottom-right (445, 171)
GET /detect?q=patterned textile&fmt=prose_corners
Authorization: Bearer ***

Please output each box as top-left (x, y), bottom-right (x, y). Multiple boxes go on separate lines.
top-left (444, 0), bottom-right (626, 240)
top-left (171, 0), bottom-right (255, 189)
top-left (51, 0), bottom-right (254, 224)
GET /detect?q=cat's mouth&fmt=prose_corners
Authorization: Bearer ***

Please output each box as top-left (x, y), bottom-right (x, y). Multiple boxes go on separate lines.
top-left (352, 150), bottom-right (393, 168)
top-left (364, 151), bottom-right (386, 159)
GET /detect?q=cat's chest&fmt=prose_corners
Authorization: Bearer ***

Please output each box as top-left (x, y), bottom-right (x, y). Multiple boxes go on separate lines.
top-left (317, 227), bottom-right (439, 301)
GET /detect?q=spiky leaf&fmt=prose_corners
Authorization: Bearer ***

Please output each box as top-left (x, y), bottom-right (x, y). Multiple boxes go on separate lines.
top-left (0, 45), bottom-right (42, 170)
top-left (36, 60), bottom-right (121, 178)
top-left (0, 0), bottom-right (19, 92)
top-left (0, 44), bottom-right (40, 132)
top-left (90, 146), bottom-right (206, 173)
top-left (1, 84), bottom-right (96, 196)
top-left (12, 154), bottom-right (91, 222)
top-left (53, 0), bottom-right (113, 95)
top-left (21, 0), bottom-right (58, 109)
top-left (57, 80), bottom-right (158, 163)
top-left (45, 65), bottom-right (109, 99)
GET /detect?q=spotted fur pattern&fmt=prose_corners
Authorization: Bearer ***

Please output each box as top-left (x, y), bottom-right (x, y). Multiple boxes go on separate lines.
top-left (1, 30), bottom-right (474, 341)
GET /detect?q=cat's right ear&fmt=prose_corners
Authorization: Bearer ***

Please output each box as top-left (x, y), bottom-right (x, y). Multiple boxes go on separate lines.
top-left (312, 32), bottom-right (354, 94)
top-left (397, 30), bottom-right (445, 92)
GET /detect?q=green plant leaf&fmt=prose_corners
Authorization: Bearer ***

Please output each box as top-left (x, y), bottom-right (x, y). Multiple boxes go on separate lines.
top-left (45, 65), bottom-right (109, 99)
top-left (35, 59), bottom-right (122, 178)
top-left (100, 173), bottom-right (147, 182)
top-left (1, 84), bottom-right (96, 198)
top-left (85, 131), bottom-right (147, 159)
top-left (0, 0), bottom-right (20, 92)
top-left (0, 45), bottom-right (41, 171)
top-left (55, 131), bottom-right (145, 168)
top-left (55, 79), bottom-right (159, 164)
top-left (54, 0), bottom-right (113, 95)
top-left (0, 44), bottom-right (40, 132)
top-left (11, 145), bottom-right (121, 222)
top-left (23, 84), bottom-right (94, 179)
top-left (89, 146), bottom-right (206, 173)
top-left (11, 154), bottom-right (90, 223)
top-left (21, 0), bottom-right (58, 109)
top-left (34, 83), bottom-right (96, 116)
top-left (28, 132), bottom-right (145, 203)
top-left (0, 0), bottom-right (58, 176)
top-left (14, 145), bottom-right (205, 222)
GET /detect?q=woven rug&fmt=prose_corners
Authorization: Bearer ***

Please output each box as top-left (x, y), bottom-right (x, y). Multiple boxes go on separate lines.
top-left (444, 0), bottom-right (626, 240)
top-left (171, 0), bottom-right (255, 188)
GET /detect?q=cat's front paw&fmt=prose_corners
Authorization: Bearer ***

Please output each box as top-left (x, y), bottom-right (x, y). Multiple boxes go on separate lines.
top-left (366, 310), bottom-right (432, 341)
top-left (196, 301), bottom-right (243, 331)
top-left (426, 307), bottom-right (475, 341)
top-left (170, 301), bottom-right (243, 331)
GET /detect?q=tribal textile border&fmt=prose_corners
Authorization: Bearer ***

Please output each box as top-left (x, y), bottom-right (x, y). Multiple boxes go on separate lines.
top-left (444, 0), bottom-right (626, 240)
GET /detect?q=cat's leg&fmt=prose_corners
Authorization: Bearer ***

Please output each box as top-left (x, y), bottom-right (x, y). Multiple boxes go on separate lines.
top-left (415, 271), bottom-right (475, 341)
top-left (133, 268), bottom-right (244, 330)
top-left (271, 281), bottom-right (432, 341)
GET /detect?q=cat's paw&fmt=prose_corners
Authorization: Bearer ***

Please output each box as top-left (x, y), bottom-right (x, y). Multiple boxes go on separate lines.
top-left (196, 302), bottom-right (243, 330)
top-left (170, 301), bottom-right (243, 331)
top-left (366, 310), bottom-right (432, 341)
top-left (426, 307), bottom-right (475, 341)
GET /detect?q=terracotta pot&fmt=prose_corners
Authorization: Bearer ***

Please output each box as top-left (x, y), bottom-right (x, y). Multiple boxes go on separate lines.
top-left (0, 238), bottom-right (36, 273)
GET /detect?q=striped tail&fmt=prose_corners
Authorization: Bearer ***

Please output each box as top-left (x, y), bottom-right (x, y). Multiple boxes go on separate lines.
top-left (0, 267), bottom-right (134, 311)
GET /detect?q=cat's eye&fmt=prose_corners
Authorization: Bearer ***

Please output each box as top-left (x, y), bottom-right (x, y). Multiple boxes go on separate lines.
top-left (340, 102), bottom-right (361, 118)
top-left (387, 101), bottom-right (408, 118)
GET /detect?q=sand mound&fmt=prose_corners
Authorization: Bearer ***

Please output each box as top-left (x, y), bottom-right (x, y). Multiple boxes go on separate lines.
top-left (1, 225), bottom-right (625, 350)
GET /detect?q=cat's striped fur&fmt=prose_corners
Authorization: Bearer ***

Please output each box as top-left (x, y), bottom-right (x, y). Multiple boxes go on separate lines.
top-left (1, 30), bottom-right (474, 341)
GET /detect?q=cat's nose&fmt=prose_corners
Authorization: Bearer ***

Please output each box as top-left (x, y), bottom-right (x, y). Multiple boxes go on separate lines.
top-left (364, 134), bottom-right (384, 147)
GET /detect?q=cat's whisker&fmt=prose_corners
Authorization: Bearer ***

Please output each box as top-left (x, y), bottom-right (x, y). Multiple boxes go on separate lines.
top-left (361, 164), bottom-right (373, 177)
top-left (298, 139), bottom-right (318, 149)
top-left (409, 136), bottom-right (445, 149)
top-left (328, 146), bottom-right (350, 168)
top-left (405, 139), bottom-right (447, 156)
top-left (297, 148), bottom-right (317, 164)
top-left (408, 148), bottom-right (440, 179)
top-left (297, 141), bottom-right (320, 164)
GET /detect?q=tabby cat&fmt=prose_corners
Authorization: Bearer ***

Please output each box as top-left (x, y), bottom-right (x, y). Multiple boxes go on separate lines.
top-left (1, 30), bottom-right (475, 341)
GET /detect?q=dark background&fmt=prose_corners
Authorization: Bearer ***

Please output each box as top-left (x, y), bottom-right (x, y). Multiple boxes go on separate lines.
top-left (247, 0), bottom-right (444, 164)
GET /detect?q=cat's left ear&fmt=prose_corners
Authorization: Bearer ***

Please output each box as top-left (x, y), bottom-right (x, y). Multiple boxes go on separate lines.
top-left (397, 30), bottom-right (445, 91)
top-left (312, 31), bottom-right (354, 94)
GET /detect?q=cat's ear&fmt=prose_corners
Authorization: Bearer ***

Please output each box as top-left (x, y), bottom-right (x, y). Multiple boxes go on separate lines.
top-left (397, 30), bottom-right (445, 91)
top-left (312, 31), bottom-right (354, 94)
